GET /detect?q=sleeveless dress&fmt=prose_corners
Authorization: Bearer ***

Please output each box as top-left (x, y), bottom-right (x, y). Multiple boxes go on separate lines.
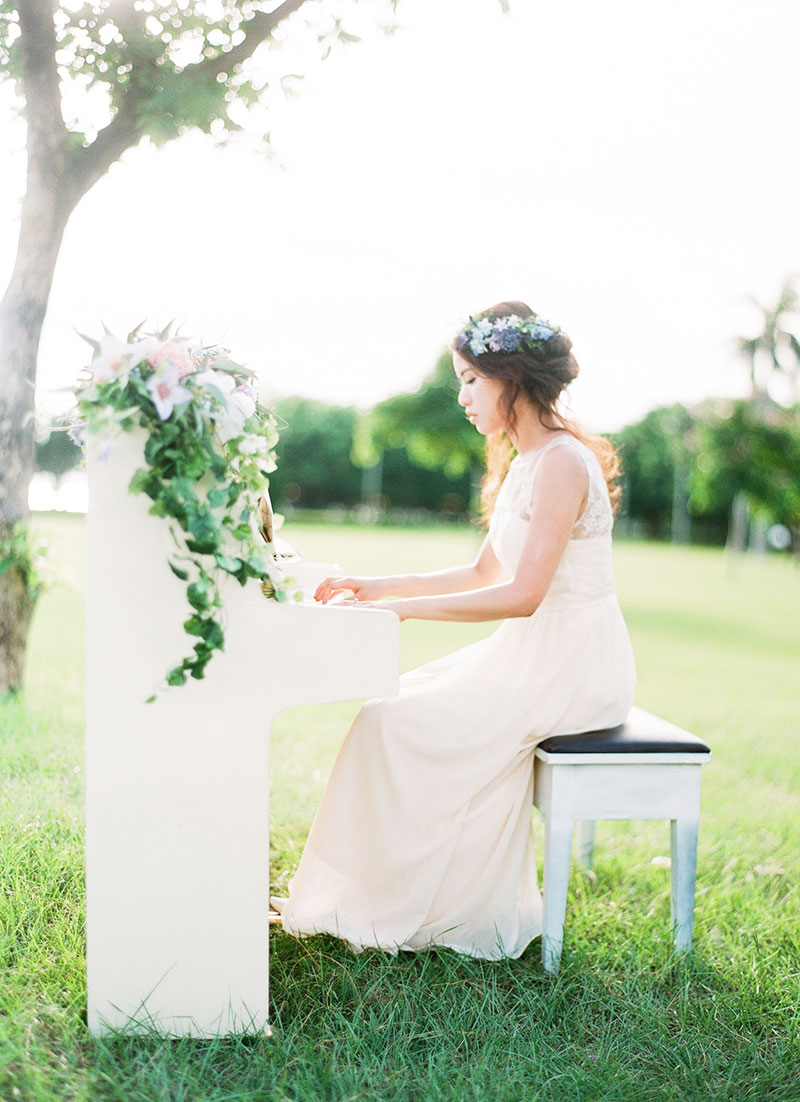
top-left (276, 434), bottom-right (636, 959)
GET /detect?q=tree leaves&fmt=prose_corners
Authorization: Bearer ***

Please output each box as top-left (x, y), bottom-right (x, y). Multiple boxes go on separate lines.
top-left (2, 1), bottom-right (397, 150)
top-left (365, 350), bottom-right (483, 479)
top-left (692, 400), bottom-right (800, 533)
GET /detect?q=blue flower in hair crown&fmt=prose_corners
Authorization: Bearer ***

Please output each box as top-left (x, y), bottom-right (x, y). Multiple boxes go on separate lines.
top-left (456, 314), bottom-right (558, 357)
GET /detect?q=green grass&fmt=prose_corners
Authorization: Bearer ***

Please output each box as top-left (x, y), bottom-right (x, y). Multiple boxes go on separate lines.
top-left (2, 516), bottom-right (799, 1100)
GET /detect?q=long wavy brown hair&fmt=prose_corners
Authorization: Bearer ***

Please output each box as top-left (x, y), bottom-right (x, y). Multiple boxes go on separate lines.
top-left (451, 300), bottom-right (621, 524)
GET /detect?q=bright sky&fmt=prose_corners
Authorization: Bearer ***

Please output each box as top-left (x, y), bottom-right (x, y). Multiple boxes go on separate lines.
top-left (2, 0), bottom-right (799, 431)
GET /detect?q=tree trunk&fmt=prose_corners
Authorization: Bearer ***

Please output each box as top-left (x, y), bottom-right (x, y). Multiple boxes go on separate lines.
top-left (0, 559), bottom-right (34, 694)
top-left (0, 184), bottom-right (74, 514)
top-left (726, 493), bottom-right (749, 555)
top-left (748, 517), bottom-right (768, 556)
top-left (670, 445), bottom-right (691, 545)
top-left (0, 1), bottom-right (79, 691)
top-left (0, 179), bottom-right (75, 690)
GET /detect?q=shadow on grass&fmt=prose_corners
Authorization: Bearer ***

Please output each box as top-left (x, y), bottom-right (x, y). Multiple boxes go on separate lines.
top-left (83, 927), bottom-right (799, 1102)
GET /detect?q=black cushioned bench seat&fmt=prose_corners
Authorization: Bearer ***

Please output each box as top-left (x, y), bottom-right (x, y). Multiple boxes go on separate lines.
top-left (538, 707), bottom-right (711, 756)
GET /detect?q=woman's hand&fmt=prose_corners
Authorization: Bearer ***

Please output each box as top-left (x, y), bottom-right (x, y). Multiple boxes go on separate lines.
top-left (333, 598), bottom-right (409, 621)
top-left (357, 599), bottom-right (410, 620)
top-left (314, 577), bottom-right (412, 621)
top-left (314, 575), bottom-right (393, 604)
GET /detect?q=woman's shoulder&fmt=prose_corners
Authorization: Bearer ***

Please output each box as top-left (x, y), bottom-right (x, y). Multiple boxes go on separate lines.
top-left (534, 436), bottom-right (592, 494)
top-left (515, 432), bottom-right (594, 473)
top-left (512, 433), bottom-right (603, 503)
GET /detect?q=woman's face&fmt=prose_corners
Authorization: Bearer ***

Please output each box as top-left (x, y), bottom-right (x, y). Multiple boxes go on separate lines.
top-left (453, 350), bottom-right (507, 436)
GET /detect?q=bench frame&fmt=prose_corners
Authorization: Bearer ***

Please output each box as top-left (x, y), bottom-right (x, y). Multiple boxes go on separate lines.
top-left (532, 707), bottom-right (711, 972)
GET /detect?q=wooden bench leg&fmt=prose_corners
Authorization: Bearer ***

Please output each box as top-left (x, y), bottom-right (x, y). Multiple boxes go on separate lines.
top-left (670, 817), bottom-right (699, 953)
top-left (575, 821), bottom-right (595, 870)
top-left (542, 814), bottom-right (574, 972)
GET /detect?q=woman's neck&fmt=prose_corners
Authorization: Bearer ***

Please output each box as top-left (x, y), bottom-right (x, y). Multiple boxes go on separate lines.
top-left (508, 403), bottom-right (563, 457)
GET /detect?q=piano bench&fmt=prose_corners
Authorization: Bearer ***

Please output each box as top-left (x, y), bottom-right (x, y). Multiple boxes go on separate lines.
top-left (532, 705), bottom-right (711, 972)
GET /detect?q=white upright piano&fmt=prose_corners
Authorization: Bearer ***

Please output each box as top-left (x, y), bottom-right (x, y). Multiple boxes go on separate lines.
top-left (85, 435), bottom-right (400, 1036)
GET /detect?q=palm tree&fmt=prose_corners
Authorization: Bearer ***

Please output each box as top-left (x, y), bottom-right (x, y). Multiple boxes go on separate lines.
top-left (737, 277), bottom-right (800, 401)
top-left (730, 277), bottom-right (800, 553)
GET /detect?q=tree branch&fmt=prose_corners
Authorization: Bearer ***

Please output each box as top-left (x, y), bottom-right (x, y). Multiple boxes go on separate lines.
top-left (200, 0), bottom-right (311, 79)
top-left (70, 0), bottom-right (312, 201)
top-left (69, 98), bottom-right (143, 199)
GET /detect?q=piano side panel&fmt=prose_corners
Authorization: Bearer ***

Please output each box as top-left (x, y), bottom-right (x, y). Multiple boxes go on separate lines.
top-left (85, 434), bottom-right (400, 1036)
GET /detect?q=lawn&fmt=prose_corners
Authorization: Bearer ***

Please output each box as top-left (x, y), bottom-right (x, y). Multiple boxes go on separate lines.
top-left (1, 514), bottom-right (798, 1101)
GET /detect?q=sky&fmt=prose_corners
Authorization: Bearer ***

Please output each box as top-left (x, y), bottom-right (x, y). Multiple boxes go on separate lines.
top-left (2, 0), bottom-right (800, 432)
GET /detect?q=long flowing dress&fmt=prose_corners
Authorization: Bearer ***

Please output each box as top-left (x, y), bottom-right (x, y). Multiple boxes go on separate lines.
top-left (276, 434), bottom-right (636, 959)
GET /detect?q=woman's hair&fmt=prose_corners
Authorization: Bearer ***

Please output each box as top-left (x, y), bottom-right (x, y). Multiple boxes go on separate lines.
top-left (451, 300), bottom-right (621, 523)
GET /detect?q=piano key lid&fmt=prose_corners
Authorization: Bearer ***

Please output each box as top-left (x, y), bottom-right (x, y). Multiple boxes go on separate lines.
top-left (259, 490), bottom-right (297, 599)
top-left (257, 490), bottom-right (295, 557)
top-left (258, 489), bottom-right (341, 600)
top-left (258, 489), bottom-right (276, 547)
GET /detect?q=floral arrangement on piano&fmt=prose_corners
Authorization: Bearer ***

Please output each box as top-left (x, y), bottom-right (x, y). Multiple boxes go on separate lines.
top-left (74, 324), bottom-right (298, 697)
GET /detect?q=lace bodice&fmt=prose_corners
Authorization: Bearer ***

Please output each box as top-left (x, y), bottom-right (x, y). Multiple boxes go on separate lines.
top-left (488, 434), bottom-right (616, 606)
top-left (504, 435), bottom-right (613, 540)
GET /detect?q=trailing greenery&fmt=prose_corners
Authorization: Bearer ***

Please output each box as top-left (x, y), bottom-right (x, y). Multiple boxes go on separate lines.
top-left (0, 520), bottom-right (51, 600)
top-left (75, 325), bottom-right (293, 693)
top-left (1, 518), bottom-right (798, 1100)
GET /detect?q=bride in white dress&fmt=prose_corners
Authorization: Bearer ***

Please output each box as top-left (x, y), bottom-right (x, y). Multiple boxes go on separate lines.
top-left (274, 301), bottom-right (636, 959)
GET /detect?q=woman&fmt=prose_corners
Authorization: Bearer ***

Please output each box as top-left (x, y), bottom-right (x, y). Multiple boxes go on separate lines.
top-left (274, 301), bottom-right (636, 959)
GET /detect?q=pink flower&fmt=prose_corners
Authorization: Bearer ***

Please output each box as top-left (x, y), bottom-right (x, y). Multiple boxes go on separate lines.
top-left (147, 340), bottom-right (195, 379)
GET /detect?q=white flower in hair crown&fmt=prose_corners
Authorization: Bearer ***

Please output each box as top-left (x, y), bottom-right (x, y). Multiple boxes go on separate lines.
top-left (456, 313), bottom-right (559, 357)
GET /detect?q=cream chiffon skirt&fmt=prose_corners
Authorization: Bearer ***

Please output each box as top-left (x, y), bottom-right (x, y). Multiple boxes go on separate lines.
top-left (275, 595), bottom-right (635, 959)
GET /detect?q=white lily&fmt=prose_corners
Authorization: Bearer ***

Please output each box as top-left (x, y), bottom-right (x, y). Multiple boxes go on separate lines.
top-left (237, 433), bottom-right (269, 455)
top-left (146, 363), bottom-right (192, 421)
top-left (89, 334), bottom-right (150, 384)
top-left (218, 389), bottom-right (256, 442)
top-left (194, 368), bottom-right (236, 395)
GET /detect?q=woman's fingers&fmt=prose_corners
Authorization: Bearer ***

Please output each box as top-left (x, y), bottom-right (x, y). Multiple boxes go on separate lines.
top-left (314, 577), bottom-right (337, 602)
top-left (314, 575), bottom-right (390, 604)
top-left (312, 587), bottom-right (402, 619)
top-left (314, 576), bottom-right (357, 603)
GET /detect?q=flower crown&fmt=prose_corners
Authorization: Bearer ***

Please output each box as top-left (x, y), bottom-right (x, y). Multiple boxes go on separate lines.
top-left (455, 313), bottom-right (559, 357)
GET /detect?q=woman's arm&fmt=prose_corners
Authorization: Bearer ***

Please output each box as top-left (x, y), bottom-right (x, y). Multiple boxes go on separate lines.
top-left (369, 447), bottom-right (588, 622)
top-left (314, 532), bottom-right (506, 603)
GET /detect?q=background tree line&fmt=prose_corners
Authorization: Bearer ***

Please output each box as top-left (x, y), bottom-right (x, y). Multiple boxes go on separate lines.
top-left (38, 302), bottom-right (800, 551)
